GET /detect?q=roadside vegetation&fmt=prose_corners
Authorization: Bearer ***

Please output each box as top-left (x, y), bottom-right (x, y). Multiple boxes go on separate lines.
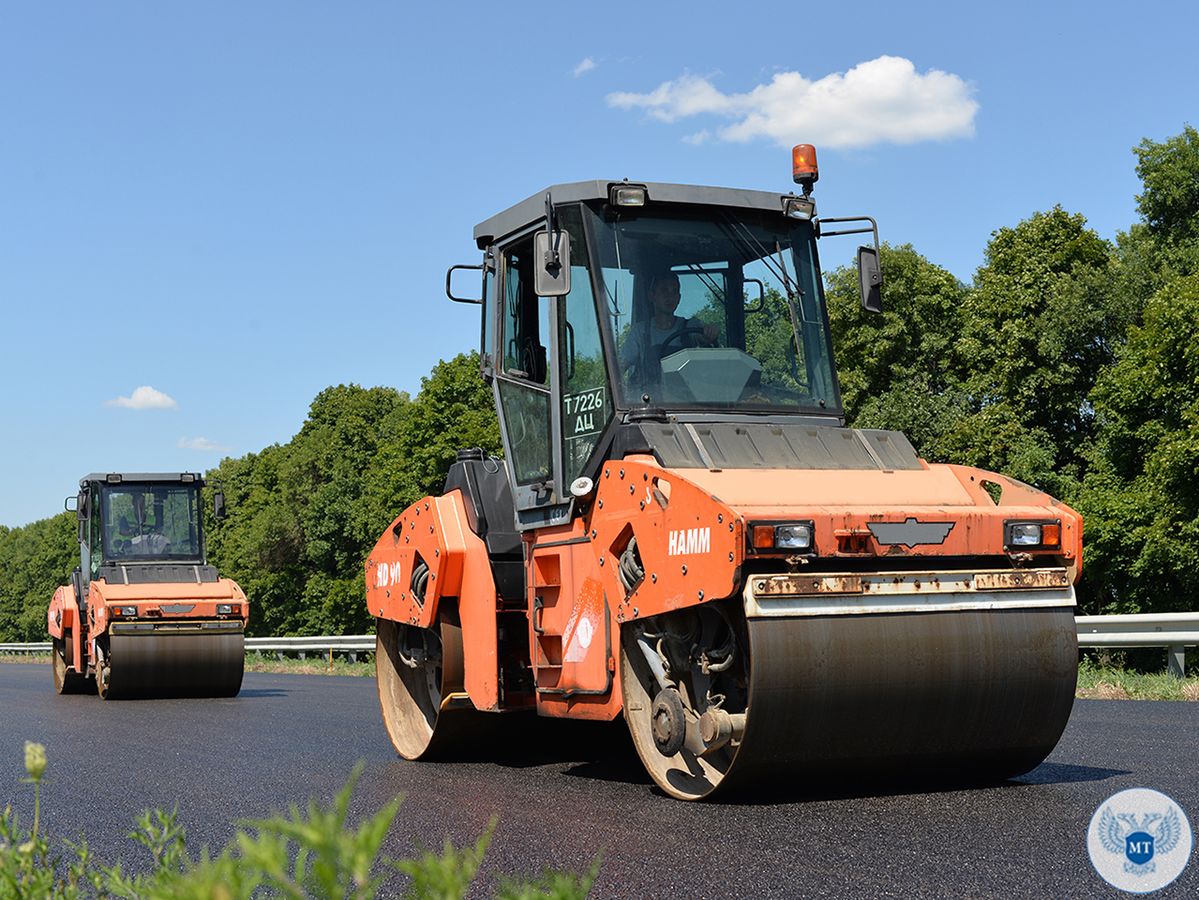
top-left (1076, 652), bottom-right (1199, 701)
top-left (0, 742), bottom-right (595, 898)
top-left (1, 126), bottom-right (1198, 642)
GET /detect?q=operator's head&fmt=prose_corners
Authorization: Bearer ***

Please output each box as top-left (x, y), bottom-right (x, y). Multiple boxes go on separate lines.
top-left (647, 271), bottom-right (681, 316)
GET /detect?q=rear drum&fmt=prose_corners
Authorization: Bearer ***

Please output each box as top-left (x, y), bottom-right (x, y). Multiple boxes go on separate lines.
top-left (375, 611), bottom-right (475, 760)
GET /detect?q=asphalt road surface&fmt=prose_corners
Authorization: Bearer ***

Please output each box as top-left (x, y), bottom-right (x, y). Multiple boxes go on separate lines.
top-left (2, 662), bottom-right (1196, 898)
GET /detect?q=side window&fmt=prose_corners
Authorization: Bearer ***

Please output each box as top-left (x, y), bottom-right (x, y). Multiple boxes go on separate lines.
top-left (498, 236), bottom-right (553, 488)
top-left (557, 206), bottom-right (612, 483)
top-left (501, 244), bottom-right (550, 385)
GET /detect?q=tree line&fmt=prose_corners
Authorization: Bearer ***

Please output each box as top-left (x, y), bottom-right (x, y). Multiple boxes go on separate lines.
top-left (1, 126), bottom-right (1196, 640)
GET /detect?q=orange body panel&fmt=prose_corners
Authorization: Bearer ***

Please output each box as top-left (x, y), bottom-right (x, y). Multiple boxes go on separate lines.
top-left (527, 519), bottom-right (621, 720)
top-left (86, 578), bottom-right (248, 651)
top-left (365, 490), bottom-right (501, 710)
top-left (589, 458), bottom-right (744, 621)
top-left (678, 461), bottom-right (1081, 576)
top-left (47, 585), bottom-right (84, 670)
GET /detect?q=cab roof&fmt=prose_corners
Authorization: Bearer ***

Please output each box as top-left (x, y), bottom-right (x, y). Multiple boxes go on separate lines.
top-left (472, 180), bottom-right (796, 249)
top-left (81, 473), bottom-right (204, 488)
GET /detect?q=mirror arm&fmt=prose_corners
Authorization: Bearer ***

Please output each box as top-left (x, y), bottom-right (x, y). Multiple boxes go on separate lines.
top-left (446, 264), bottom-right (485, 304)
top-left (543, 191), bottom-right (561, 272)
top-left (816, 215), bottom-right (880, 252)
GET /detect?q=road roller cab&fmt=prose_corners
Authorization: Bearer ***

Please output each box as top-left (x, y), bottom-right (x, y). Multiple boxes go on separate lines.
top-left (47, 472), bottom-right (248, 699)
top-left (367, 149), bottom-right (1082, 799)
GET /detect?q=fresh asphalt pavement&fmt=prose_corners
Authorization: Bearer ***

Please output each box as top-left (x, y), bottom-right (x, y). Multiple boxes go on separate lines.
top-left (2, 662), bottom-right (1196, 898)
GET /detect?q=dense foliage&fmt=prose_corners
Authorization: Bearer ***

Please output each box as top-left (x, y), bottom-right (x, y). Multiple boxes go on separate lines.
top-left (1, 125), bottom-right (1197, 634)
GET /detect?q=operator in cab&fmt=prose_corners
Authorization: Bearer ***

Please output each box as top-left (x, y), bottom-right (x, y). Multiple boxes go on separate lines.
top-left (619, 271), bottom-right (719, 389)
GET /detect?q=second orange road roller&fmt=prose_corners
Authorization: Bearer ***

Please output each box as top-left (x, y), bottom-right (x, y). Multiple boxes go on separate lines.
top-left (365, 146), bottom-right (1081, 799)
top-left (48, 472), bottom-right (248, 699)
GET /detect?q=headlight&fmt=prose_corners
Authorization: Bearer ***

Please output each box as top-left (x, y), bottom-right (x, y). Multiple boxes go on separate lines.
top-left (1005, 520), bottom-right (1061, 549)
top-left (775, 524), bottom-right (813, 550)
top-left (115, 606), bottom-right (137, 617)
top-left (750, 522), bottom-right (815, 553)
top-left (609, 184), bottom-right (648, 207)
top-left (216, 603), bottom-right (234, 615)
top-left (783, 196), bottom-right (816, 220)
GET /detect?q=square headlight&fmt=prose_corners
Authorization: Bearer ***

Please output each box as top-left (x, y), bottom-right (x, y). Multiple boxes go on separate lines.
top-left (1005, 520), bottom-right (1060, 549)
top-left (775, 523), bottom-right (813, 550)
top-left (217, 603), bottom-right (234, 615)
top-left (783, 197), bottom-right (816, 221)
top-left (609, 184), bottom-right (648, 207)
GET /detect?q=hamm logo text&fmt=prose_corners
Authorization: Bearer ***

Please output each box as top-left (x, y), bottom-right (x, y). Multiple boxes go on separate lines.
top-left (668, 527), bottom-right (710, 556)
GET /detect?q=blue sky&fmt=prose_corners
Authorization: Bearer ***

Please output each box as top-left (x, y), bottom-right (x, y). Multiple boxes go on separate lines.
top-left (1, 1), bottom-right (1195, 527)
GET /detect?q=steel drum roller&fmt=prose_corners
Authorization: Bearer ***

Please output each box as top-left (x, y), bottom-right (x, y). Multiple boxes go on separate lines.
top-left (102, 630), bottom-right (244, 699)
top-left (625, 604), bottom-right (1078, 800)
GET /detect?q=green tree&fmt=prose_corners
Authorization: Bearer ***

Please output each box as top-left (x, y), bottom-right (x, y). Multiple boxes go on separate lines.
top-left (1075, 275), bottom-right (1199, 613)
top-left (0, 513), bottom-right (76, 642)
top-left (945, 207), bottom-right (1126, 493)
top-left (825, 243), bottom-right (969, 456)
top-left (358, 352), bottom-right (501, 538)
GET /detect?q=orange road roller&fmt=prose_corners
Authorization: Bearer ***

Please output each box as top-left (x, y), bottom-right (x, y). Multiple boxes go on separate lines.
top-left (48, 472), bottom-right (248, 699)
top-left (366, 148), bottom-right (1080, 799)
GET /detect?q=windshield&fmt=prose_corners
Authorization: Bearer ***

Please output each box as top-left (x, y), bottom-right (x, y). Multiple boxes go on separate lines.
top-left (588, 206), bottom-right (838, 413)
top-left (100, 484), bottom-right (202, 562)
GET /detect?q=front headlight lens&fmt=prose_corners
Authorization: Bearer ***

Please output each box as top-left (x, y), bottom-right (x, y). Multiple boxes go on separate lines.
top-left (1008, 523), bottom-right (1043, 546)
top-left (775, 524), bottom-right (813, 550)
top-left (119, 605), bottom-right (137, 617)
top-left (216, 603), bottom-right (233, 615)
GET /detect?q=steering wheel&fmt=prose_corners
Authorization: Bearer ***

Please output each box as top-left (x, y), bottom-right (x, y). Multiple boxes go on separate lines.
top-left (657, 325), bottom-right (711, 359)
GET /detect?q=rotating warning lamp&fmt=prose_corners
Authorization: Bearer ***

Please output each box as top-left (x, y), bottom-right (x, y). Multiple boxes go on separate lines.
top-left (792, 144), bottom-right (819, 189)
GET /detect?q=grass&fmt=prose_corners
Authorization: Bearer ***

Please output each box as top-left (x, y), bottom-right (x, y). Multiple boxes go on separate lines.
top-left (1076, 655), bottom-right (1199, 701)
top-left (244, 651), bottom-right (374, 677)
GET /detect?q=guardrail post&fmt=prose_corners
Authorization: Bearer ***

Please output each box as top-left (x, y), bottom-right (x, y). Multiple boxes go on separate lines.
top-left (1168, 645), bottom-right (1185, 679)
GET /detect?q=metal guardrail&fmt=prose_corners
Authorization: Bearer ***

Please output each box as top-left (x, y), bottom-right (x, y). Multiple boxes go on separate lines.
top-left (4, 617), bottom-right (1197, 675)
top-left (0, 636), bottom-right (375, 660)
top-left (0, 642), bottom-right (51, 653)
top-left (1076, 613), bottom-right (1199, 678)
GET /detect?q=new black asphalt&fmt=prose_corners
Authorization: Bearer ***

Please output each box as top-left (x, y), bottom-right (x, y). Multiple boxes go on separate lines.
top-left (2, 663), bottom-right (1196, 897)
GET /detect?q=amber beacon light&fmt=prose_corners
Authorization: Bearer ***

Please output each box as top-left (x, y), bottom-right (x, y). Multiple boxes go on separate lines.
top-left (792, 144), bottom-right (819, 188)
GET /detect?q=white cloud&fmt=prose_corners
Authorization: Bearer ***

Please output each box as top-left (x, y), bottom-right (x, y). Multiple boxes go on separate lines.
top-left (573, 57), bottom-right (597, 78)
top-left (606, 56), bottom-right (978, 149)
top-left (177, 436), bottom-right (230, 453)
top-left (106, 385), bottom-right (177, 410)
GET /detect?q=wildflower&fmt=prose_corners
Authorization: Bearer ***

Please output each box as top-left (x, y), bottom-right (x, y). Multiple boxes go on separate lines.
top-left (23, 742), bottom-right (46, 783)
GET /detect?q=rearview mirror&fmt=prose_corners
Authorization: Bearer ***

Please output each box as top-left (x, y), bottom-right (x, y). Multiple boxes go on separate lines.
top-left (857, 246), bottom-right (883, 314)
top-left (533, 230), bottom-right (571, 297)
top-left (213, 490), bottom-right (227, 521)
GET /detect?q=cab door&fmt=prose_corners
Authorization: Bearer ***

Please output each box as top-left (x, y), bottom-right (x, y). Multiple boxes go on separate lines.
top-left (492, 232), bottom-right (567, 527)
